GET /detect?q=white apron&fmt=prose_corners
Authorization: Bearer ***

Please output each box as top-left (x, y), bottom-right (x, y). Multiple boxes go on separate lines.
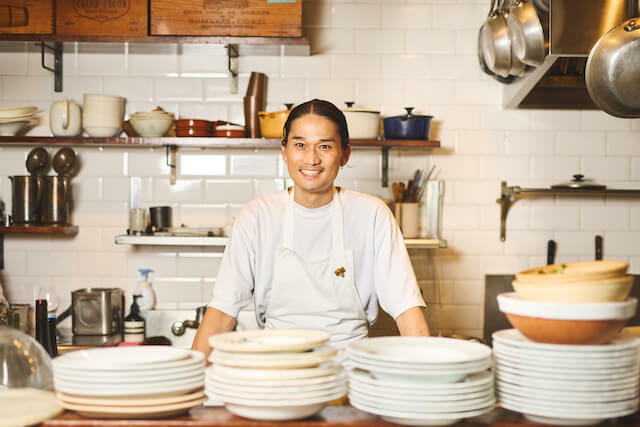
top-left (264, 188), bottom-right (368, 348)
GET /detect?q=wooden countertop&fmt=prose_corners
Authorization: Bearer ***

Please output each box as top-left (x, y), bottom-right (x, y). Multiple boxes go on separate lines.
top-left (42, 405), bottom-right (640, 426)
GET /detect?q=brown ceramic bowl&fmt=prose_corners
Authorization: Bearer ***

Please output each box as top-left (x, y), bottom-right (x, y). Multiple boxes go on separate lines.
top-left (175, 119), bottom-right (212, 137)
top-left (515, 260), bottom-right (629, 285)
top-left (213, 124), bottom-right (245, 138)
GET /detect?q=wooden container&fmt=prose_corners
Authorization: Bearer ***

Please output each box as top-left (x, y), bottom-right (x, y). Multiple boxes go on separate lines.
top-left (0, 1), bottom-right (53, 34)
top-left (56, 0), bottom-right (147, 36)
top-left (150, 0), bottom-right (302, 37)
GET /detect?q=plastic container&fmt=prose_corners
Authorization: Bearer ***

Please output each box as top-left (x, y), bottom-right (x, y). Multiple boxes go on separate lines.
top-left (135, 268), bottom-right (156, 311)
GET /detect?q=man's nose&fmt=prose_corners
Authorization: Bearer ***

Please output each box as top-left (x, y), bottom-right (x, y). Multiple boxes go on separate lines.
top-left (304, 147), bottom-right (320, 164)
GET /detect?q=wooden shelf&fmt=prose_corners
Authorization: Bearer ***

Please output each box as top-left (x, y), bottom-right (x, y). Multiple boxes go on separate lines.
top-left (0, 225), bottom-right (78, 235)
top-left (115, 234), bottom-right (447, 249)
top-left (0, 34), bottom-right (310, 46)
top-left (0, 136), bottom-right (441, 149)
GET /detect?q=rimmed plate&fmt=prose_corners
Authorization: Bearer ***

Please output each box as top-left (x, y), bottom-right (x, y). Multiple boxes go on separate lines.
top-left (211, 363), bottom-right (339, 381)
top-left (498, 391), bottom-right (639, 413)
top-left (347, 369), bottom-right (493, 392)
top-left (56, 389), bottom-right (205, 407)
top-left (492, 346), bottom-right (638, 368)
top-left (495, 369), bottom-right (639, 392)
top-left (209, 329), bottom-right (330, 353)
top-left (54, 379), bottom-right (203, 397)
top-left (205, 369), bottom-right (344, 388)
top-left (55, 363), bottom-right (203, 382)
top-left (495, 363), bottom-right (636, 381)
top-left (59, 396), bottom-right (206, 419)
top-left (55, 371), bottom-right (203, 387)
top-left (206, 378), bottom-right (343, 395)
top-left (209, 383), bottom-right (346, 402)
top-left (224, 401), bottom-right (326, 422)
top-left (495, 356), bottom-right (636, 376)
top-left (349, 379), bottom-right (493, 402)
top-left (54, 350), bottom-right (204, 373)
top-left (348, 336), bottom-right (492, 365)
top-left (492, 341), bottom-right (639, 360)
top-left (347, 351), bottom-right (492, 371)
top-left (497, 381), bottom-right (638, 403)
top-left (53, 347), bottom-right (194, 370)
top-left (211, 387), bottom-right (346, 407)
top-left (493, 329), bottom-right (640, 352)
top-left (0, 105), bottom-right (38, 118)
top-left (349, 389), bottom-right (495, 413)
top-left (349, 395), bottom-right (495, 426)
top-left (209, 346), bottom-right (337, 369)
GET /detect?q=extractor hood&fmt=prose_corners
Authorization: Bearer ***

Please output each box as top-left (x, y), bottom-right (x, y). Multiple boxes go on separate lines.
top-left (504, 0), bottom-right (631, 109)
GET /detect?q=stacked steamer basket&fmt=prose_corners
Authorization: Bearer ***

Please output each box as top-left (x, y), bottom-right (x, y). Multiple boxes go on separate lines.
top-left (205, 329), bottom-right (346, 421)
top-left (346, 337), bottom-right (495, 426)
top-left (0, 105), bottom-right (38, 136)
top-left (495, 260), bottom-right (640, 425)
top-left (52, 347), bottom-right (206, 419)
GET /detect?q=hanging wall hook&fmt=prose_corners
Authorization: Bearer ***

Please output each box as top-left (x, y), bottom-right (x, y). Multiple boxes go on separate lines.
top-left (41, 42), bottom-right (63, 92)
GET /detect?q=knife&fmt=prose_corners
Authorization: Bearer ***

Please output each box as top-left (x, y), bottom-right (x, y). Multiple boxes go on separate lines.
top-left (547, 240), bottom-right (556, 265)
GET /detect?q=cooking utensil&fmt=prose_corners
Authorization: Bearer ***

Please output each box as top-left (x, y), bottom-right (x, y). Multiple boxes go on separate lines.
top-left (507, 0), bottom-right (545, 66)
top-left (258, 107), bottom-right (291, 139)
top-left (551, 174), bottom-right (606, 190)
top-left (9, 176), bottom-right (44, 224)
top-left (383, 108), bottom-right (433, 140)
top-left (52, 147), bottom-right (78, 177)
top-left (342, 102), bottom-right (380, 139)
top-left (546, 240), bottom-right (556, 265)
top-left (481, 0), bottom-right (512, 78)
top-left (596, 235), bottom-right (603, 261)
top-left (478, 22), bottom-right (515, 83)
top-left (586, 0), bottom-right (640, 117)
top-left (149, 206), bottom-right (172, 232)
top-left (40, 176), bottom-right (71, 225)
top-left (26, 147), bottom-right (49, 176)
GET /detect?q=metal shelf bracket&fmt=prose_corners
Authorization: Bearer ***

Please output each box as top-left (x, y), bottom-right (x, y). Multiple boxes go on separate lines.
top-left (381, 147), bottom-right (389, 187)
top-left (41, 41), bottom-right (63, 92)
top-left (227, 44), bottom-right (239, 94)
top-left (166, 145), bottom-right (177, 185)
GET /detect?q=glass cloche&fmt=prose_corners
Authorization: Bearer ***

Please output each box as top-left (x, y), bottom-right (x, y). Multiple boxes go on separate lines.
top-left (0, 326), bottom-right (53, 391)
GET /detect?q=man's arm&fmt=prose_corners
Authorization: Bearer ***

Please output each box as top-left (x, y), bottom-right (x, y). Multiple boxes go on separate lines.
top-left (191, 307), bottom-right (237, 360)
top-left (395, 306), bottom-right (430, 336)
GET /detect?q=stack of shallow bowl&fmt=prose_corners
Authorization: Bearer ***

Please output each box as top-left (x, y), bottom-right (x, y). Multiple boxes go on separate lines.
top-left (205, 329), bottom-right (346, 421)
top-left (493, 329), bottom-right (640, 425)
top-left (346, 337), bottom-right (495, 426)
top-left (495, 260), bottom-right (639, 425)
top-left (52, 347), bottom-right (205, 419)
top-left (129, 110), bottom-right (174, 137)
top-left (0, 105), bottom-right (38, 136)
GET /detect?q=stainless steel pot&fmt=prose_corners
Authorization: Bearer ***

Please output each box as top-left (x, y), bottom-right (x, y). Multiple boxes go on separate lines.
top-left (507, 0), bottom-right (546, 66)
top-left (481, 0), bottom-right (512, 77)
top-left (71, 288), bottom-right (124, 336)
top-left (586, 3), bottom-right (640, 118)
top-left (10, 176), bottom-right (44, 224)
top-left (41, 176), bottom-right (71, 225)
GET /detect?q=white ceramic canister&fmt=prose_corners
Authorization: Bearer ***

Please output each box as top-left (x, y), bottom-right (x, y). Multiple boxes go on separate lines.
top-left (342, 102), bottom-right (380, 139)
top-left (49, 99), bottom-right (82, 136)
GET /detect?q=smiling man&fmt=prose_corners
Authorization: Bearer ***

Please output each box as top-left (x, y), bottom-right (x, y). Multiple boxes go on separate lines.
top-left (192, 99), bottom-right (429, 357)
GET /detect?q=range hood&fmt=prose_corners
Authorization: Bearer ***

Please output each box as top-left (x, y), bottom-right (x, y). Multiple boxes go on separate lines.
top-left (504, 0), bottom-right (631, 109)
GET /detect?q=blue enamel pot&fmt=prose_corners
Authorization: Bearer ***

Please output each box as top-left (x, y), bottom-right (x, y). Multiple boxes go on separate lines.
top-left (383, 107), bottom-right (433, 140)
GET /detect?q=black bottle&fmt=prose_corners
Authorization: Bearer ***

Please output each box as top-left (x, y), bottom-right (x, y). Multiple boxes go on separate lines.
top-left (47, 312), bottom-right (58, 357)
top-left (35, 299), bottom-right (55, 358)
top-left (124, 295), bottom-right (145, 343)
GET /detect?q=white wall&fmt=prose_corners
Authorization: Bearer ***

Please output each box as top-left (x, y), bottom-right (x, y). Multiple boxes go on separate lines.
top-left (1, 0), bottom-right (640, 338)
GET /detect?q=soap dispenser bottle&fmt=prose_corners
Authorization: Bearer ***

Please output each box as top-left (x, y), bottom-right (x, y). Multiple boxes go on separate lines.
top-left (124, 295), bottom-right (145, 343)
top-left (136, 268), bottom-right (156, 311)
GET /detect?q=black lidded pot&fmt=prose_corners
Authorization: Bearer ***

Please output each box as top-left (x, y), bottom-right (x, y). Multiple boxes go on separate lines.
top-left (383, 107), bottom-right (433, 140)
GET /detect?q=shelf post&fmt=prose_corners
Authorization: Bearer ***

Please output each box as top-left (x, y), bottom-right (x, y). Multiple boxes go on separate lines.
top-left (381, 147), bottom-right (389, 188)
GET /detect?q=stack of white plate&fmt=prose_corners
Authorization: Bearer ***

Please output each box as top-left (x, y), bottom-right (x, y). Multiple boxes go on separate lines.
top-left (494, 329), bottom-right (640, 426)
top-left (346, 337), bottom-right (495, 426)
top-left (53, 347), bottom-right (205, 419)
top-left (0, 105), bottom-right (38, 136)
top-left (205, 329), bottom-right (346, 421)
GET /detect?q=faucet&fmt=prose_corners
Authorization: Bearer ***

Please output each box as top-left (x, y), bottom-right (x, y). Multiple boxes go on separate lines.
top-left (171, 306), bottom-right (207, 336)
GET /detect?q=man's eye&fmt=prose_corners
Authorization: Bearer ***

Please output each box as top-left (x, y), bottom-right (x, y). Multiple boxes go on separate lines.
top-left (295, 142), bottom-right (304, 148)
top-left (320, 144), bottom-right (332, 150)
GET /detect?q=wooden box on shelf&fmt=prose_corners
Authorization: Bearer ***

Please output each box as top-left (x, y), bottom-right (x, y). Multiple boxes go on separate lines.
top-left (150, 0), bottom-right (302, 37)
top-left (0, 0), bottom-right (53, 35)
top-left (55, 0), bottom-right (147, 36)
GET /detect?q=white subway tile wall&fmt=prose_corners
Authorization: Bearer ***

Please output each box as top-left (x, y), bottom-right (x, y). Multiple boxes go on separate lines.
top-left (1, 0), bottom-right (639, 341)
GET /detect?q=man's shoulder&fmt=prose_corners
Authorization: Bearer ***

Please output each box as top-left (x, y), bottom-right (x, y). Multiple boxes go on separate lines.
top-left (340, 188), bottom-right (390, 213)
top-left (240, 190), bottom-right (288, 219)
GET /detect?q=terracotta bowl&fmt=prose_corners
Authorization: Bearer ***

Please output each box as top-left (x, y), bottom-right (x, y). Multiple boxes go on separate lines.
top-left (497, 292), bottom-right (637, 345)
top-left (213, 124), bottom-right (245, 138)
top-left (512, 274), bottom-right (634, 303)
top-left (515, 260), bottom-right (628, 285)
top-left (175, 119), bottom-right (212, 137)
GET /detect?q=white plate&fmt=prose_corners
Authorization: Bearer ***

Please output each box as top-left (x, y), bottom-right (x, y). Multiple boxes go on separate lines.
top-left (54, 351), bottom-right (204, 375)
top-left (209, 382), bottom-right (346, 401)
top-left (493, 346), bottom-right (638, 368)
top-left (0, 105), bottom-right (37, 118)
top-left (209, 346), bottom-right (337, 369)
top-left (495, 362), bottom-right (638, 381)
top-left (206, 372), bottom-right (344, 393)
top-left (210, 386), bottom-right (346, 407)
top-left (349, 389), bottom-right (495, 413)
top-left (349, 379), bottom-right (493, 402)
top-left (205, 370), bottom-right (344, 388)
top-left (56, 389), bottom-right (205, 407)
top-left (497, 380), bottom-right (638, 403)
top-left (497, 390), bottom-right (639, 412)
top-left (225, 401), bottom-right (326, 421)
top-left (349, 395), bottom-right (495, 426)
top-left (348, 336), bottom-right (492, 365)
top-left (55, 371), bottom-right (203, 387)
top-left (55, 368), bottom-right (203, 384)
top-left (493, 329), bottom-right (640, 352)
top-left (347, 369), bottom-right (494, 392)
top-left (59, 396), bottom-right (206, 419)
top-left (346, 351), bottom-right (492, 371)
top-left (495, 369), bottom-right (639, 392)
top-left (495, 356), bottom-right (637, 376)
top-left (212, 363), bottom-right (339, 381)
top-left (55, 378), bottom-right (203, 397)
top-left (497, 292), bottom-right (638, 320)
top-left (0, 388), bottom-right (63, 427)
top-left (53, 347), bottom-right (194, 370)
top-left (209, 329), bottom-right (330, 353)
top-left (492, 340), bottom-right (639, 360)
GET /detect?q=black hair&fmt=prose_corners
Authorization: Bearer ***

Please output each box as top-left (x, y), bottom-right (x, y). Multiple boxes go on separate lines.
top-left (282, 99), bottom-right (350, 152)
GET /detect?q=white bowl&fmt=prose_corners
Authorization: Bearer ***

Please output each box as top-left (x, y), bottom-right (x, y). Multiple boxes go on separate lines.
top-left (0, 120), bottom-right (32, 136)
top-left (84, 126), bottom-right (122, 137)
top-left (129, 116), bottom-right (173, 137)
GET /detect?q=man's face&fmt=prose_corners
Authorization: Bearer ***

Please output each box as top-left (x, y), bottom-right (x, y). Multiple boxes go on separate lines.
top-left (281, 114), bottom-right (350, 201)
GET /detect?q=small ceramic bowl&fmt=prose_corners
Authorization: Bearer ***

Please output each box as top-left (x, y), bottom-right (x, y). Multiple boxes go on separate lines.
top-left (175, 119), bottom-right (212, 137)
top-left (84, 126), bottom-right (122, 137)
top-left (213, 124), bottom-right (244, 138)
top-left (129, 116), bottom-right (174, 137)
top-left (512, 274), bottom-right (634, 303)
top-left (258, 109), bottom-right (290, 139)
top-left (515, 260), bottom-right (629, 285)
top-left (497, 292), bottom-right (637, 344)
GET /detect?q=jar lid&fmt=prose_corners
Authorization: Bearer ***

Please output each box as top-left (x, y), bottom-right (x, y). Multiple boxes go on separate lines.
top-left (387, 107), bottom-right (433, 120)
top-left (342, 102), bottom-right (380, 114)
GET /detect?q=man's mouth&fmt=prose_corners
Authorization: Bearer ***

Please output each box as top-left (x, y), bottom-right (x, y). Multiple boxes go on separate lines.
top-left (300, 169), bottom-right (322, 177)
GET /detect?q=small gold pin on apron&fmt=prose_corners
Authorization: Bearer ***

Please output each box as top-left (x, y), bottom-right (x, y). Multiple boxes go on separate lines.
top-left (334, 267), bottom-right (346, 277)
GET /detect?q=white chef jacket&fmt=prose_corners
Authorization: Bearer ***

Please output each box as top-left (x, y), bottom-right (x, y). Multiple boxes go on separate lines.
top-left (208, 188), bottom-right (426, 327)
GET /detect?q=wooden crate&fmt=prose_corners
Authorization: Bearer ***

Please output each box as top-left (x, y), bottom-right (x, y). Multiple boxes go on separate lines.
top-left (56, 0), bottom-right (147, 36)
top-left (150, 0), bottom-right (302, 37)
top-left (0, 0), bottom-right (53, 34)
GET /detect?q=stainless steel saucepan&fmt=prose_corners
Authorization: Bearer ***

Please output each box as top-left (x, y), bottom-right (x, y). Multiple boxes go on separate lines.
top-left (481, 0), bottom-right (512, 78)
top-left (507, 0), bottom-right (546, 66)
